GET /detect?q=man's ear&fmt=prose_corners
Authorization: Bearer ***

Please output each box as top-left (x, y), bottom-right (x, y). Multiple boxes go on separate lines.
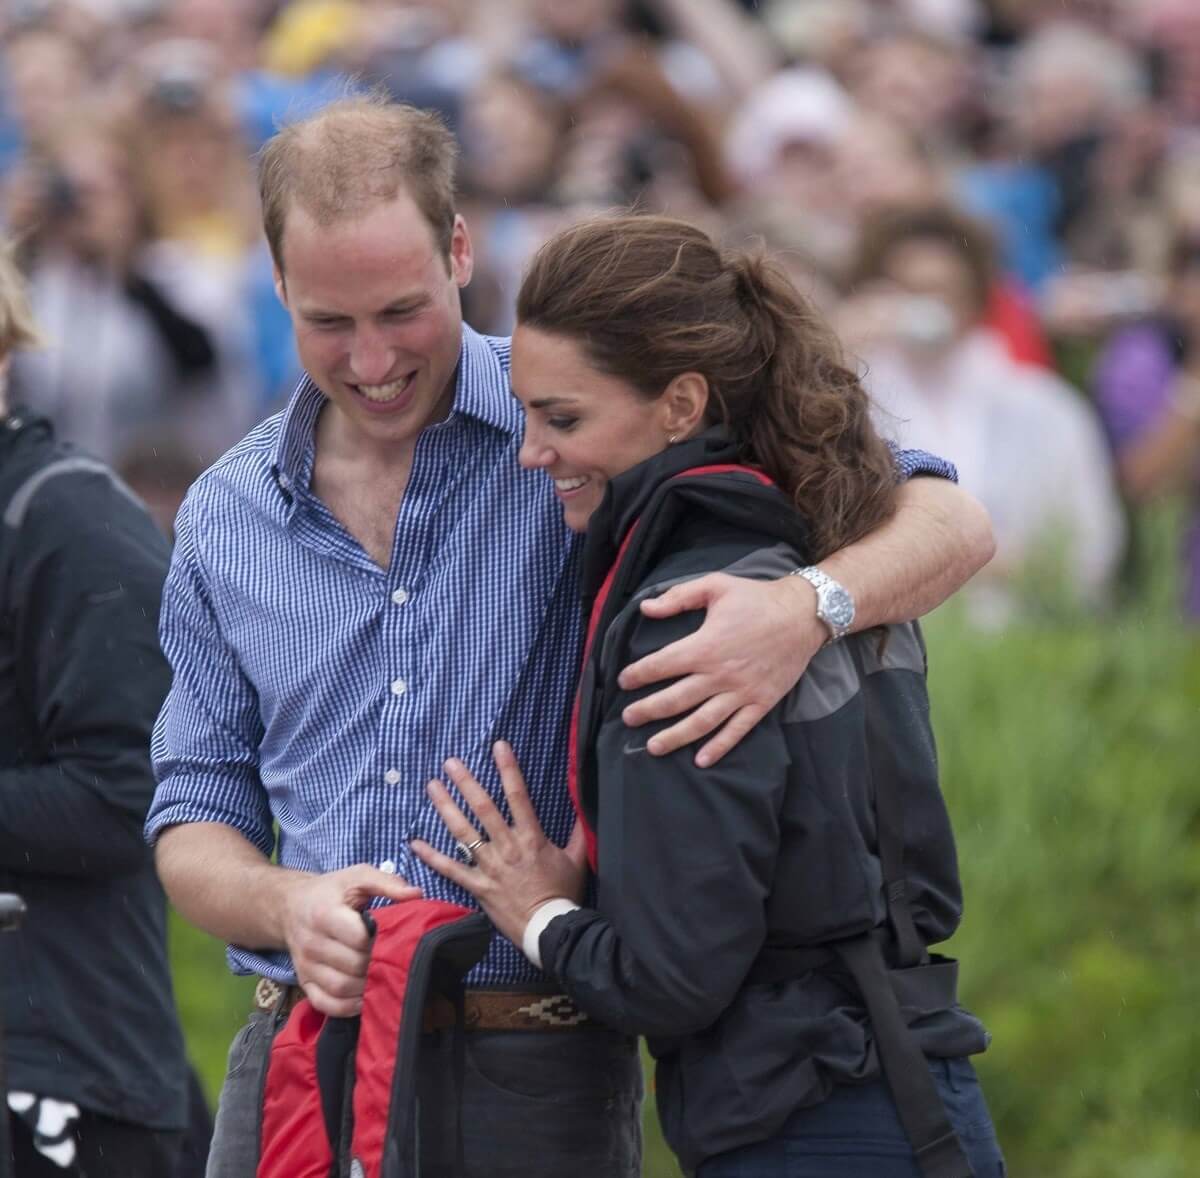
top-left (273, 266), bottom-right (287, 308)
top-left (661, 371), bottom-right (710, 439)
top-left (449, 214), bottom-right (473, 288)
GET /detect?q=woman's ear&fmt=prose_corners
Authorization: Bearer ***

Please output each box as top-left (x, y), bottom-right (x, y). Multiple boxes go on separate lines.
top-left (661, 371), bottom-right (709, 440)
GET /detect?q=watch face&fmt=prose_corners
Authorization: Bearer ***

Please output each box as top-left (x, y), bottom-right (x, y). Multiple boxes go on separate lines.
top-left (822, 586), bottom-right (855, 629)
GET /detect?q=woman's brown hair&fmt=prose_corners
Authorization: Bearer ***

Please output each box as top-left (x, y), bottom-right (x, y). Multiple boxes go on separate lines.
top-left (516, 214), bottom-right (897, 560)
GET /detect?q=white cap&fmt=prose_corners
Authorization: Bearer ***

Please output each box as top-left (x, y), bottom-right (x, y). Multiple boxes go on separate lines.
top-left (725, 68), bottom-right (855, 184)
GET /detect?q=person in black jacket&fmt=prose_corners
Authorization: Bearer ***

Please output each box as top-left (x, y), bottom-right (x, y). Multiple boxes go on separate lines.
top-left (413, 215), bottom-right (1006, 1177)
top-left (0, 243), bottom-right (191, 1175)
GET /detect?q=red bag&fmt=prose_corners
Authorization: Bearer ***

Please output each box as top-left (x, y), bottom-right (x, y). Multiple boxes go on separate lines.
top-left (258, 901), bottom-right (491, 1178)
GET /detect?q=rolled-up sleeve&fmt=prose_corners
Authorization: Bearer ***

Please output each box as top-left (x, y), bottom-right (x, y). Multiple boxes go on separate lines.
top-left (145, 493), bottom-right (273, 857)
top-left (892, 444), bottom-right (958, 483)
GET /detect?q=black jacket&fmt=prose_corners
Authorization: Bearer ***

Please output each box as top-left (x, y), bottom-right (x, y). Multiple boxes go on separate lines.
top-left (0, 411), bottom-right (187, 1129)
top-left (540, 433), bottom-right (988, 1171)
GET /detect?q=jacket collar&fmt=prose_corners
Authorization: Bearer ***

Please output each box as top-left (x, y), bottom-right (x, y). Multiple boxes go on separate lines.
top-left (580, 427), bottom-right (741, 603)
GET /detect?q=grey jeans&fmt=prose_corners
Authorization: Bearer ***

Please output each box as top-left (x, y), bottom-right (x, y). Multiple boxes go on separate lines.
top-left (206, 1008), bottom-right (643, 1178)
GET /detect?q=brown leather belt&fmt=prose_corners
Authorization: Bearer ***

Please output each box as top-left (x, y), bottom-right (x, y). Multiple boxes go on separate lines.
top-left (253, 977), bottom-right (591, 1032)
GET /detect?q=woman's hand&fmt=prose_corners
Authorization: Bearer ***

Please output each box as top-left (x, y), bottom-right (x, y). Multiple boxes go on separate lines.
top-left (410, 741), bottom-right (588, 948)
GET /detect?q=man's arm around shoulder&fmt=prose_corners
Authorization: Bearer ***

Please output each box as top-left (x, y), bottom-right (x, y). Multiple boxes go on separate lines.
top-left (618, 472), bottom-right (994, 765)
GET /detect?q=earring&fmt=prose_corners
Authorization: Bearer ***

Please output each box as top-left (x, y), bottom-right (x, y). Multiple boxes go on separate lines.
top-left (667, 434), bottom-right (679, 445)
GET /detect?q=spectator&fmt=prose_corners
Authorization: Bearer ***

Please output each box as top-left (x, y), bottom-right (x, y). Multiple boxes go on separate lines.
top-left (0, 25), bottom-right (92, 153)
top-left (725, 68), bottom-right (858, 275)
top-left (1093, 235), bottom-right (1200, 617)
top-left (122, 36), bottom-right (267, 441)
top-left (843, 204), bottom-right (1125, 623)
top-left (457, 70), bottom-right (571, 334)
top-left (845, 26), bottom-right (976, 159)
top-left (0, 236), bottom-right (191, 1175)
top-left (3, 119), bottom-right (222, 465)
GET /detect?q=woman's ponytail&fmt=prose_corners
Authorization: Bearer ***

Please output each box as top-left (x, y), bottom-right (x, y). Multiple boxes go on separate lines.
top-left (518, 215), bottom-right (898, 559)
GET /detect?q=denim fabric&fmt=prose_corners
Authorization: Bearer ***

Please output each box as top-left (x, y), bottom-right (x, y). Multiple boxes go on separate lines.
top-left (697, 1057), bottom-right (1005, 1178)
top-left (205, 1009), bottom-right (274, 1178)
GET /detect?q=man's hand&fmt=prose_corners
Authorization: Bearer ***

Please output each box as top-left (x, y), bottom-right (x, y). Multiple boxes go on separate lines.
top-left (281, 865), bottom-right (421, 1017)
top-left (617, 480), bottom-right (993, 767)
top-left (619, 573), bottom-right (826, 768)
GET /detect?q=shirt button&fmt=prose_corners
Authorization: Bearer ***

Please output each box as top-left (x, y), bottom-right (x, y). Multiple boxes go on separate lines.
top-left (390, 678), bottom-right (407, 696)
top-left (384, 769), bottom-right (401, 786)
top-left (391, 587), bottom-right (409, 605)
top-left (379, 859), bottom-right (397, 875)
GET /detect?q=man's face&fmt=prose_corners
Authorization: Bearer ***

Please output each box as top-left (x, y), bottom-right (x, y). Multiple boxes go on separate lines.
top-left (276, 192), bottom-right (472, 449)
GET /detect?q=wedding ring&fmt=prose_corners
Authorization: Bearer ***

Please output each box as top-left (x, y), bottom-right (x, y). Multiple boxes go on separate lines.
top-left (455, 837), bottom-right (487, 866)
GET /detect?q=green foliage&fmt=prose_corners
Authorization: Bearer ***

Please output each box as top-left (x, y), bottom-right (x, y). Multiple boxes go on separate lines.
top-left (169, 917), bottom-right (253, 1098)
top-left (171, 506), bottom-right (1200, 1174)
top-left (922, 605), bottom-right (1200, 1178)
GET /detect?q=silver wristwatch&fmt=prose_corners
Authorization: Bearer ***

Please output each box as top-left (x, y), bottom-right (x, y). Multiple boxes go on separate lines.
top-left (790, 566), bottom-right (855, 643)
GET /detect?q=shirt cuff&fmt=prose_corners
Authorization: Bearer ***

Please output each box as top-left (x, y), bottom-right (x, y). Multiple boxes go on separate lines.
top-left (521, 898), bottom-right (582, 970)
top-left (890, 444), bottom-right (959, 484)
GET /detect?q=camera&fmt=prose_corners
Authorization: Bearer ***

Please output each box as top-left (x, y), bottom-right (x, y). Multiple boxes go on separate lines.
top-left (43, 167), bottom-right (79, 219)
top-left (147, 68), bottom-right (207, 115)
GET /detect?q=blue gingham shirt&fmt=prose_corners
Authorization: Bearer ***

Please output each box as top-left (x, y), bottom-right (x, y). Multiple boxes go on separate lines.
top-left (147, 325), bottom-right (956, 985)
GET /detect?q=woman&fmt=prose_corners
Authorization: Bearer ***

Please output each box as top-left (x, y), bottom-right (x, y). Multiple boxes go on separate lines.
top-left (411, 215), bottom-right (1005, 1177)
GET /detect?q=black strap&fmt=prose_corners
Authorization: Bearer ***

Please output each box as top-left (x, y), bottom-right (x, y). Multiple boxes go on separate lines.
top-left (451, 985), bottom-right (468, 1178)
top-left (847, 640), bottom-right (926, 968)
top-left (834, 933), bottom-right (973, 1178)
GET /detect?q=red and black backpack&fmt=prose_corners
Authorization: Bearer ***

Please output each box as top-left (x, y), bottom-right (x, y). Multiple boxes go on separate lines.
top-left (257, 900), bottom-right (491, 1178)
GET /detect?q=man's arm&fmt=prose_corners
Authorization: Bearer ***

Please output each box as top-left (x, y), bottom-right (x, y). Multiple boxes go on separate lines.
top-left (619, 475), bottom-right (995, 765)
top-left (0, 469), bottom-right (170, 877)
top-left (149, 495), bottom-right (418, 1016)
top-left (816, 473), bottom-right (996, 629)
top-left (155, 822), bottom-right (418, 1015)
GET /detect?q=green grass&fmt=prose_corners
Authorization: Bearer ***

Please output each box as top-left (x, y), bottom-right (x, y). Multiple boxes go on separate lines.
top-left (171, 506), bottom-right (1200, 1175)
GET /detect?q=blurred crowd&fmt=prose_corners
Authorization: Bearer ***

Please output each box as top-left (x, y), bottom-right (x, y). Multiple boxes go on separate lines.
top-left (2, 0), bottom-right (1199, 624)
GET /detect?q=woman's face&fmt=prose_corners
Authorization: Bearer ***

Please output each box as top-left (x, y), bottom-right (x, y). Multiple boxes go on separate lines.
top-left (511, 326), bottom-right (678, 532)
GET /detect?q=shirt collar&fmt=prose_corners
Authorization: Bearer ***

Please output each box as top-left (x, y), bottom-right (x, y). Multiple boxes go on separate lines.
top-left (452, 325), bottom-right (519, 435)
top-left (269, 325), bottom-right (517, 497)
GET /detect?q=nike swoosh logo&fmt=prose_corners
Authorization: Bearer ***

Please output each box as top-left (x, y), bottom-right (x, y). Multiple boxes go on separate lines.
top-left (623, 741), bottom-right (648, 755)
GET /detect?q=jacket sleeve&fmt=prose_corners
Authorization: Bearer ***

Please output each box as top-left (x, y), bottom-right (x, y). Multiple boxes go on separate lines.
top-left (144, 492), bottom-right (273, 855)
top-left (0, 470), bottom-right (171, 877)
top-left (539, 605), bottom-right (792, 1039)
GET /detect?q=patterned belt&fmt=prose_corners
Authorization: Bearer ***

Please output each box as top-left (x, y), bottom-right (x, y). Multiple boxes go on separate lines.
top-left (253, 977), bottom-right (591, 1032)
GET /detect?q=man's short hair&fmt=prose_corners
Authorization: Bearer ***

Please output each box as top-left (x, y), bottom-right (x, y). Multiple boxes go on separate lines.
top-left (258, 95), bottom-right (459, 275)
top-left (0, 239), bottom-right (41, 359)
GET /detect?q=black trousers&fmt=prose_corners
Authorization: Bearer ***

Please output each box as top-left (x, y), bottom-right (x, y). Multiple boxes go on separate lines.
top-left (8, 1111), bottom-right (183, 1178)
top-left (415, 1026), bottom-right (644, 1177)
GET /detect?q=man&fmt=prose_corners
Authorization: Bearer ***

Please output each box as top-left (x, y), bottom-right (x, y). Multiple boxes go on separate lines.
top-left (148, 98), bottom-right (993, 1177)
top-left (0, 242), bottom-right (190, 1175)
